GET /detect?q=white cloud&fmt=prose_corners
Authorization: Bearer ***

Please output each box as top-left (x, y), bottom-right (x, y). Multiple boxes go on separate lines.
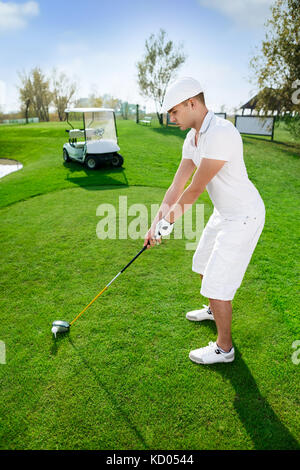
top-left (0, 1), bottom-right (39, 33)
top-left (198, 0), bottom-right (274, 30)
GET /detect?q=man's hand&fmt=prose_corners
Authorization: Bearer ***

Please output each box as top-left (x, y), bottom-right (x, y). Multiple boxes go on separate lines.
top-left (144, 227), bottom-right (161, 249)
top-left (143, 217), bottom-right (174, 248)
top-left (154, 217), bottom-right (174, 240)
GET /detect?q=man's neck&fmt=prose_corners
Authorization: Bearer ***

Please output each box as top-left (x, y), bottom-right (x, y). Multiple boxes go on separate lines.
top-left (193, 107), bottom-right (209, 133)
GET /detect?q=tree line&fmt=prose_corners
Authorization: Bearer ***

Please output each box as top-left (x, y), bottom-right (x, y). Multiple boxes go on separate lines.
top-left (18, 68), bottom-right (77, 122)
top-left (18, 68), bottom-right (121, 122)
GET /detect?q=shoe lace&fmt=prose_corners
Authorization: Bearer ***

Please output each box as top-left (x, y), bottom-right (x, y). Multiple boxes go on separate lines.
top-left (203, 304), bottom-right (213, 315)
top-left (200, 341), bottom-right (217, 354)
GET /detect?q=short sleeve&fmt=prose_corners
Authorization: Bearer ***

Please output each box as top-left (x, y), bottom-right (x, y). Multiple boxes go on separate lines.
top-left (201, 127), bottom-right (234, 161)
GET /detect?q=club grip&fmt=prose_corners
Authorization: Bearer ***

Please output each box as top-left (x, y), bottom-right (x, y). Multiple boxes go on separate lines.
top-left (120, 242), bottom-right (149, 273)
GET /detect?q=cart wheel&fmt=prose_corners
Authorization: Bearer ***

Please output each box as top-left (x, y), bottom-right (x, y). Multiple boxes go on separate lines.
top-left (111, 153), bottom-right (124, 168)
top-left (86, 156), bottom-right (98, 170)
top-left (63, 148), bottom-right (70, 162)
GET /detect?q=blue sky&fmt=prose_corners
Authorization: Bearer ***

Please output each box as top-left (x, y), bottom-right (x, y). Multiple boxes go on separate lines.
top-left (0, 0), bottom-right (275, 113)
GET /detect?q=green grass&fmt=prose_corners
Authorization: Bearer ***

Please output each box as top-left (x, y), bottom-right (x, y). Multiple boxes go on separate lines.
top-left (0, 119), bottom-right (299, 450)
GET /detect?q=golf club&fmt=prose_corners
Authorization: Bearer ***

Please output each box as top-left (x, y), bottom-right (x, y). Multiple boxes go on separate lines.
top-left (51, 241), bottom-right (150, 337)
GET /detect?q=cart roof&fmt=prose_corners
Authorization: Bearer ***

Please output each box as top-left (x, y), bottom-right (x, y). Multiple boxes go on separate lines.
top-left (64, 107), bottom-right (114, 113)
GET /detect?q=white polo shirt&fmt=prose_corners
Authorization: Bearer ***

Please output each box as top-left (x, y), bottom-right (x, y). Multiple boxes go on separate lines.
top-left (182, 111), bottom-right (265, 218)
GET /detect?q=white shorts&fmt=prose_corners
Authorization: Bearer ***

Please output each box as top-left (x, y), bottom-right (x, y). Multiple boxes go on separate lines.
top-left (192, 208), bottom-right (266, 301)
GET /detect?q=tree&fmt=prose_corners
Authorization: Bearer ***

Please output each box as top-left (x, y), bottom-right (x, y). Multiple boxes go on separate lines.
top-left (18, 73), bottom-right (33, 121)
top-left (121, 101), bottom-right (129, 120)
top-left (24, 98), bottom-right (30, 124)
top-left (87, 93), bottom-right (103, 108)
top-left (137, 29), bottom-right (186, 125)
top-left (250, 0), bottom-right (300, 137)
top-left (102, 94), bottom-right (121, 110)
top-left (51, 69), bottom-right (77, 121)
top-left (18, 67), bottom-right (52, 121)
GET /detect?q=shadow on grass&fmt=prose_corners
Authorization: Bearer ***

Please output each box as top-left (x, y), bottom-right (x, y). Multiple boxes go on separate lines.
top-left (50, 329), bottom-right (70, 356)
top-left (199, 323), bottom-right (299, 450)
top-left (50, 324), bottom-right (299, 449)
top-left (67, 335), bottom-right (150, 450)
top-left (63, 161), bottom-right (129, 189)
top-left (219, 348), bottom-right (299, 449)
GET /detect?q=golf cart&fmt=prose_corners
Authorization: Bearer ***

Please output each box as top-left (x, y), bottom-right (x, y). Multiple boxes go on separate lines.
top-left (63, 108), bottom-right (123, 169)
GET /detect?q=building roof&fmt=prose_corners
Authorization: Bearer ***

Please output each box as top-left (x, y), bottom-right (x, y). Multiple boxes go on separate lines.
top-left (240, 88), bottom-right (282, 110)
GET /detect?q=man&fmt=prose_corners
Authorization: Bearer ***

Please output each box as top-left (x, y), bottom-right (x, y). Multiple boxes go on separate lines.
top-left (144, 77), bottom-right (265, 365)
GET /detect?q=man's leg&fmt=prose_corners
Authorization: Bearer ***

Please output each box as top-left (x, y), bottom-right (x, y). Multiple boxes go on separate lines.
top-left (188, 274), bottom-right (234, 364)
top-left (209, 298), bottom-right (232, 352)
top-left (199, 275), bottom-right (233, 351)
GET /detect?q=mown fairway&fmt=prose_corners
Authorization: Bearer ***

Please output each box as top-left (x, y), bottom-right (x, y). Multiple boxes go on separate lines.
top-left (0, 119), bottom-right (299, 449)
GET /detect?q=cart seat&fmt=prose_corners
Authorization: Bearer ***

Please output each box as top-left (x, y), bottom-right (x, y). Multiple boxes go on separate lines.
top-left (73, 142), bottom-right (85, 148)
top-left (69, 129), bottom-right (84, 139)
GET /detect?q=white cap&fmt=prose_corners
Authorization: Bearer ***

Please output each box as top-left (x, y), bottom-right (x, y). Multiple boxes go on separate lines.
top-left (160, 77), bottom-right (203, 114)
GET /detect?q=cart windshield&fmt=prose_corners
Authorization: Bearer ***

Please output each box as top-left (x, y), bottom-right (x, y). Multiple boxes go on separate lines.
top-left (67, 112), bottom-right (84, 131)
top-left (84, 110), bottom-right (117, 142)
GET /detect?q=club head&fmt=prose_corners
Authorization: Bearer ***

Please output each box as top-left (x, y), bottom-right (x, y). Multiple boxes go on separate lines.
top-left (51, 320), bottom-right (70, 338)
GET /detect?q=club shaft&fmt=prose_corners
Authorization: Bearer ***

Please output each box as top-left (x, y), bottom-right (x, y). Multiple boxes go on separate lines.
top-left (106, 271), bottom-right (121, 287)
top-left (120, 244), bottom-right (147, 273)
top-left (69, 243), bottom-right (148, 326)
top-left (70, 285), bottom-right (108, 326)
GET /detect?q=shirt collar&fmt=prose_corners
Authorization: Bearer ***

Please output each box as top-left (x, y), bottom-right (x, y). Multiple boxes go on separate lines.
top-left (191, 110), bottom-right (214, 136)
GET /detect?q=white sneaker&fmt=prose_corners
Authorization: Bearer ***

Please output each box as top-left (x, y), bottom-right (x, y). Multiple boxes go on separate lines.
top-left (186, 304), bottom-right (214, 322)
top-left (189, 341), bottom-right (235, 364)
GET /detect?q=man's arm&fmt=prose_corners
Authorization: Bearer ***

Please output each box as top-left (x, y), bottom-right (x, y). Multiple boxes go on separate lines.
top-left (144, 158), bottom-right (196, 246)
top-left (165, 158), bottom-right (226, 224)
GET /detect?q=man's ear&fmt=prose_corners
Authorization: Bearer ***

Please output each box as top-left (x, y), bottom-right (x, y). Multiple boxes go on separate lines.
top-left (189, 98), bottom-right (196, 109)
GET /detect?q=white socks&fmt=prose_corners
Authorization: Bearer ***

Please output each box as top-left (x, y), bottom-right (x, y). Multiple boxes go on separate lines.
top-left (217, 343), bottom-right (233, 354)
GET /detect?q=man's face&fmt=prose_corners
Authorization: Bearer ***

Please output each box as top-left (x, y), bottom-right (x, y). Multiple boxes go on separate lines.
top-left (168, 101), bottom-right (193, 130)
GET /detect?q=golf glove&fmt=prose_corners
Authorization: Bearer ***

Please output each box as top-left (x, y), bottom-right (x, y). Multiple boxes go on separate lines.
top-left (155, 217), bottom-right (174, 239)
